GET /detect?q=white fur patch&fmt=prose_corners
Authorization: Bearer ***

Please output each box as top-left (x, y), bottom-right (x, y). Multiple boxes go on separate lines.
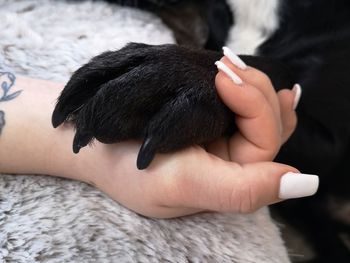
top-left (226, 0), bottom-right (280, 55)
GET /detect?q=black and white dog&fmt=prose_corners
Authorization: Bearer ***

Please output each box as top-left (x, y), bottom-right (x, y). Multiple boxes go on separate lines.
top-left (52, 1), bottom-right (350, 262)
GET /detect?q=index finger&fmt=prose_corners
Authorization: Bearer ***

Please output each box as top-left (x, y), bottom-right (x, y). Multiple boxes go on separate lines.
top-left (215, 71), bottom-right (281, 161)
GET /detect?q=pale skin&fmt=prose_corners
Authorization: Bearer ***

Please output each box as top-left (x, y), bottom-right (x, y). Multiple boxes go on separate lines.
top-left (0, 57), bottom-right (298, 218)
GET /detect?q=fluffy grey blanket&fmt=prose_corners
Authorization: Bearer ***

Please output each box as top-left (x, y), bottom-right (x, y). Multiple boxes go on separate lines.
top-left (0, 0), bottom-right (290, 262)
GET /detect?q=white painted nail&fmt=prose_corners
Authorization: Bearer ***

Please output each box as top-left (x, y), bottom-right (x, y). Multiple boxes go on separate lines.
top-left (279, 172), bottom-right (319, 199)
top-left (292, 84), bottom-right (302, 110)
top-left (223, 46), bottom-right (247, 70)
top-left (215, 61), bottom-right (243, 85)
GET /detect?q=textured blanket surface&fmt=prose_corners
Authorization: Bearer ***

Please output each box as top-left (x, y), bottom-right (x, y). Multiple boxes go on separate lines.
top-left (0, 1), bottom-right (290, 262)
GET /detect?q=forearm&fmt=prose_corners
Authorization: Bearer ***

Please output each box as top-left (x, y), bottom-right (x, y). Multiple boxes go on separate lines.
top-left (0, 73), bottom-right (82, 180)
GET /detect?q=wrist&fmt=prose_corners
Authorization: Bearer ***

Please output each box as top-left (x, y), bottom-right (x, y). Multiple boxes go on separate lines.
top-left (21, 77), bottom-right (88, 181)
top-left (0, 76), bottom-right (84, 181)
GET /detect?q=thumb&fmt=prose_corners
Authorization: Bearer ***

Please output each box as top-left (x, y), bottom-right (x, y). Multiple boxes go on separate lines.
top-left (179, 157), bottom-right (319, 214)
top-left (233, 162), bottom-right (319, 213)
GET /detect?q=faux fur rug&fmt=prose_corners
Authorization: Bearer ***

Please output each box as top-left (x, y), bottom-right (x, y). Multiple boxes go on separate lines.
top-left (0, 0), bottom-right (291, 262)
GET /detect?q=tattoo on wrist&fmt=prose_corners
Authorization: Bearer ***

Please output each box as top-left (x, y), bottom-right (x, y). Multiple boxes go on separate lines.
top-left (0, 111), bottom-right (4, 134)
top-left (0, 70), bottom-right (22, 135)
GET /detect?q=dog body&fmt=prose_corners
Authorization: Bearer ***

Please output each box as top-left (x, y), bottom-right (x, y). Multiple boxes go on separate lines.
top-left (56, 1), bottom-right (350, 262)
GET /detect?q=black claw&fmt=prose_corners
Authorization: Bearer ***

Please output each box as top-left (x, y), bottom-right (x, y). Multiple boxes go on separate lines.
top-left (137, 137), bottom-right (157, 170)
top-left (51, 107), bottom-right (66, 128)
top-left (73, 143), bottom-right (82, 154)
top-left (72, 131), bottom-right (93, 154)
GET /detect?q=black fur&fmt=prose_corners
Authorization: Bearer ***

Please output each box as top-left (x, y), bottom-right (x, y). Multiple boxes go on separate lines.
top-left (53, 0), bottom-right (350, 262)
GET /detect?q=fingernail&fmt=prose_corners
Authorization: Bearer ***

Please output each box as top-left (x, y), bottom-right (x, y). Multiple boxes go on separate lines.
top-left (279, 172), bottom-right (319, 199)
top-left (292, 84), bottom-right (302, 110)
top-left (222, 46), bottom-right (247, 70)
top-left (215, 61), bottom-right (243, 85)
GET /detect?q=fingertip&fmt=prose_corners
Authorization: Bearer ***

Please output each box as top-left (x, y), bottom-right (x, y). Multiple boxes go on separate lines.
top-left (216, 77), bottom-right (268, 118)
top-left (215, 61), bottom-right (243, 85)
top-left (277, 89), bottom-right (295, 109)
top-left (278, 84), bottom-right (302, 111)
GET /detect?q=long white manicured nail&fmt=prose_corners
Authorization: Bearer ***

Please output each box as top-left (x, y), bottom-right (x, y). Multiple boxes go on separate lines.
top-left (279, 172), bottom-right (319, 199)
top-left (292, 84), bottom-right (302, 110)
top-left (215, 61), bottom-right (243, 85)
top-left (222, 46), bottom-right (247, 70)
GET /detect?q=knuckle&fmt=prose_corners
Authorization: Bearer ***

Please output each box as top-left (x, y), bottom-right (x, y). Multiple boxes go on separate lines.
top-left (252, 70), bottom-right (273, 88)
top-left (218, 178), bottom-right (259, 214)
top-left (259, 72), bottom-right (273, 86)
top-left (230, 177), bottom-right (261, 214)
top-left (237, 185), bottom-right (260, 214)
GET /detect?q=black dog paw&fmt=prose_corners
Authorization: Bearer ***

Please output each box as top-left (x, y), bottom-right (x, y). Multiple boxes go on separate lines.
top-left (52, 43), bottom-right (294, 169)
top-left (52, 43), bottom-right (237, 169)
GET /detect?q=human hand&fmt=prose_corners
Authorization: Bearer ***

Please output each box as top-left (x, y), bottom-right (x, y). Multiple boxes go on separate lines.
top-left (208, 48), bottom-right (300, 164)
top-left (66, 54), bottom-right (318, 218)
top-left (70, 140), bottom-right (318, 219)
